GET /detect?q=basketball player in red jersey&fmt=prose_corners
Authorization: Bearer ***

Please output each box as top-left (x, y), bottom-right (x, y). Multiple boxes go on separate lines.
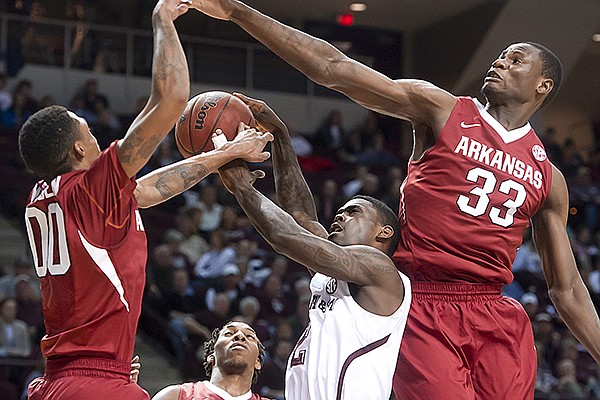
top-left (152, 321), bottom-right (270, 400)
top-left (17, 0), bottom-right (272, 398)
top-left (190, 1), bottom-right (600, 398)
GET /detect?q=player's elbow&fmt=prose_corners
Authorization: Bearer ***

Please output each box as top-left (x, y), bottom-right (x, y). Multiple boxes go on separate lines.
top-left (310, 53), bottom-right (350, 88)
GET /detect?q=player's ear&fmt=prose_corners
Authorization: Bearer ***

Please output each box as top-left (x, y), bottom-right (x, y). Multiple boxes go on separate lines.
top-left (254, 356), bottom-right (262, 371)
top-left (73, 139), bottom-right (86, 161)
top-left (376, 225), bottom-right (394, 241)
top-left (207, 354), bottom-right (215, 365)
top-left (537, 77), bottom-right (553, 96)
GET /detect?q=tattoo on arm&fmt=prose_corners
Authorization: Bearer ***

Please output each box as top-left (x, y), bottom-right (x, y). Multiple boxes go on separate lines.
top-left (138, 162), bottom-right (210, 207)
top-left (272, 129), bottom-right (319, 221)
top-left (236, 185), bottom-right (392, 284)
top-left (154, 163), bottom-right (209, 198)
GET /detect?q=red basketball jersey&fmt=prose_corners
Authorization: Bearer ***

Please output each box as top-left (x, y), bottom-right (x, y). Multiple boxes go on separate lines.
top-left (178, 381), bottom-right (269, 400)
top-left (24, 142), bottom-right (147, 361)
top-left (393, 97), bottom-right (552, 284)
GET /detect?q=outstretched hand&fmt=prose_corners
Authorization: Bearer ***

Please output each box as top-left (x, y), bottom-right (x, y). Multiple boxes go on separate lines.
top-left (188, 0), bottom-right (236, 21)
top-left (234, 93), bottom-right (288, 136)
top-left (213, 124), bottom-right (273, 163)
top-left (153, 0), bottom-right (191, 21)
top-left (218, 159), bottom-right (265, 194)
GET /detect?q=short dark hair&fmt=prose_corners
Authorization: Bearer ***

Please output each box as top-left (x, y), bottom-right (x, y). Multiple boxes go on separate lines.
top-left (525, 42), bottom-right (562, 108)
top-left (18, 106), bottom-right (80, 182)
top-left (203, 321), bottom-right (266, 384)
top-left (351, 195), bottom-right (400, 257)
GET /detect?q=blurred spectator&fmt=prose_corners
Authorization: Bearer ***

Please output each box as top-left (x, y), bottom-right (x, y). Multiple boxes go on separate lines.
top-left (37, 95), bottom-right (54, 109)
top-left (162, 230), bottom-right (193, 272)
top-left (561, 138), bottom-right (584, 180)
top-left (534, 313), bottom-right (561, 367)
top-left (540, 127), bottom-right (563, 167)
top-left (237, 238), bottom-right (268, 289)
top-left (290, 128), bottom-right (313, 157)
top-left (288, 293), bottom-right (310, 342)
top-left (146, 244), bottom-right (177, 299)
top-left (14, 276), bottom-right (43, 340)
top-left (160, 269), bottom-right (208, 375)
top-left (336, 129), bottom-right (365, 164)
top-left (569, 166), bottom-right (600, 234)
top-left (572, 226), bottom-right (600, 276)
top-left (89, 97), bottom-right (121, 149)
top-left (269, 255), bottom-right (294, 296)
top-left (188, 185), bottom-right (224, 235)
top-left (294, 277), bottom-right (311, 299)
top-left (512, 228), bottom-right (546, 294)
top-left (381, 166), bottom-right (404, 212)
top-left (78, 78), bottom-right (108, 113)
top-left (535, 339), bottom-right (558, 396)
top-left (342, 165), bottom-right (369, 197)
top-left (0, 260), bottom-right (38, 299)
top-left (13, 80), bottom-right (37, 113)
top-left (164, 207), bottom-right (209, 267)
top-left (255, 274), bottom-right (293, 325)
top-left (193, 230), bottom-right (237, 284)
top-left (218, 206), bottom-right (248, 243)
top-left (520, 292), bottom-right (539, 320)
top-left (204, 264), bottom-right (244, 315)
top-left (587, 257), bottom-right (600, 306)
top-left (587, 364), bottom-right (600, 400)
top-left (140, 137), bottom-right (180, 177)
top-left (120, 95), bottom-right (149, 128)
top-left (1, 92), bottom-right (35, 129)
top-left (68, 93), bottom-right (96, 123)
top-left (315, 179), bottom-right (346, 228)
top-left (355, 173), bottom-right (380, 197)
top-left (356, 132), bottom-right (400, 167)
top-left (0, 74), bottom-right (12, 112)
top-left (314, 109), bottom-right (346, 157)
top-left (0, 298), bottom-right (31, 358)
top-left (556, 358), bottom-right (585, 399)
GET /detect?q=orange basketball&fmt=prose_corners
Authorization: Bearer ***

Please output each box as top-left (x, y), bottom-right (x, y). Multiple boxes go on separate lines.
top-left (174, 91), bottom-right (255, 158)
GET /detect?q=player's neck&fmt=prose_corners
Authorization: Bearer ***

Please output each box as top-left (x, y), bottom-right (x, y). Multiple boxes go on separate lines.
top-left (485, 102), bottom-right (537, 131)
top-left (210, 372), bottom-right (253, 397)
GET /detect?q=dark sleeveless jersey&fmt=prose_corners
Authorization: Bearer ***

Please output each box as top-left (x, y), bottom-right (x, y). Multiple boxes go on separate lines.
top-left (393, 97), bottom-right (552, 284)
top-left (24, 142), bottom-right (147, 361)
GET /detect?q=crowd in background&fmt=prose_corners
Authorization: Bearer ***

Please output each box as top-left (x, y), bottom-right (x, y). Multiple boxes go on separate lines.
top-left (0, 3), bottom-right (600, 399)
top-left (0, 78), bottom-right (599, 400)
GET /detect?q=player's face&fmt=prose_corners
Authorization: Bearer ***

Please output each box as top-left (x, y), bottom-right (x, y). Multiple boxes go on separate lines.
top-left (68, 111), bottom-right (101, 163)
top-left (481, 43), bottom-right (545, 103)
top-left (328, 198), bottom-right (382, 247)
top-left (213, 322), bottom-right (261, 374)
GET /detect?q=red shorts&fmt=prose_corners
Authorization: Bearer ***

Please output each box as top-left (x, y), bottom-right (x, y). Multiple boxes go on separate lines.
top-left (394, 282), bottom-right (535, 400)
top-left (27, 357), bottom-right (149, 400)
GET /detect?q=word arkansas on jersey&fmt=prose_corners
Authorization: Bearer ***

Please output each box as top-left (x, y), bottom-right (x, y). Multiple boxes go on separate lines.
top-left (454, 135), bottom-right (543, 190)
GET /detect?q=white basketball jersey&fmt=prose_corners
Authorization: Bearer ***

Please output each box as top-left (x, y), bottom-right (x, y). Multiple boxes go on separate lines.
top-left (285, 272), bottom-right (411, 400)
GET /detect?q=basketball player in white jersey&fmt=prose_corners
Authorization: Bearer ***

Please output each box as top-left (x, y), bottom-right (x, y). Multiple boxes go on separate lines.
top-left (216, 94), bottom-right (411, 400)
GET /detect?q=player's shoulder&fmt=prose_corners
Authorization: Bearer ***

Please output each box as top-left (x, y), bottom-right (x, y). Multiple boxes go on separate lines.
top-left (151, 384), bottom-right (181, 400)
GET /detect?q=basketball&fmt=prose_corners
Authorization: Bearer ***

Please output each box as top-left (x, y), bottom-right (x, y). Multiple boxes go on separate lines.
top-left (174, 91), bottom-right (255, 158)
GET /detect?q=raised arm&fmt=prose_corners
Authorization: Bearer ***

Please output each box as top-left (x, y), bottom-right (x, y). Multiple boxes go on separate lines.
top-left (532, 165), bottom-right (600, 364)
top-left (117, 0), bottom-right (190, 178)
top-left (135, 124), bottom-right (273, 208)
top-left (191, 0), bottom-right (456, 131)
top-left (234, 94), bottom-right (327, 238)
top-left (218, 161), bottom-right (402, 314)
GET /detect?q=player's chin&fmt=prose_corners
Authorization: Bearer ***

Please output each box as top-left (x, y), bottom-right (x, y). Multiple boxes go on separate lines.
top-left (328, 232), bottom-right (343, 244)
